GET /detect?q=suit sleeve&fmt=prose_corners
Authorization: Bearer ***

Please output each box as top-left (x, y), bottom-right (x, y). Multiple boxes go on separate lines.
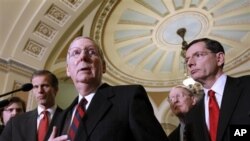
top-left (0, 118), bottom-right (13, 141)
top-left (128, 85), bottom-right (169, 141)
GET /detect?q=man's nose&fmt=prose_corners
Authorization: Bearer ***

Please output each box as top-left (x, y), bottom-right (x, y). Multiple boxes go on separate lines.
top-left (171, 98), bottom-right (178, 104)
top-left (78, 51), bottom-right (91, 63)
top-left (38, 86), bottom-right (43, 92)
top-left (187, 56), bottom-right (197, 67)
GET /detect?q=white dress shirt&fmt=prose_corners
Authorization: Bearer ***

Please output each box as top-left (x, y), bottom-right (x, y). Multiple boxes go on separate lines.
top-left (69, 92), bottom-right (95, 126)
top-left (37, 105), bottom-right (57, 129)
top-left (204, 74), bottom-right (227, 129)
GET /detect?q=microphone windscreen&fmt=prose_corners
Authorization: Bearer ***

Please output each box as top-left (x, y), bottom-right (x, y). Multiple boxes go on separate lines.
top-left (21, 83), bottom-right (33, 91)
top-left (0, 99), bottom-right (9, 108)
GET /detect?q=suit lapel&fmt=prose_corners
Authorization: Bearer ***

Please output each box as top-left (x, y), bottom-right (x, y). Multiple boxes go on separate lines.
top-left (217, 76), bottom-right (241, 141)
top-left (76, 84), bottom-right (113, 140)
top-left (201, 100), bottom-right (210, 141)
top-left (60, 98), bottom-right (78, 135)
top-left (197, 98), bottom-right (210, 141)
top-left (186, 96), bottom-right (210, 141)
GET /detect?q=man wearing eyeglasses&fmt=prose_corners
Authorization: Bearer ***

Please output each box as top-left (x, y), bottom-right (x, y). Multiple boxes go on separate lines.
top-left (48, 36), bottom-right (169, 141)
top-left (168, 85), bottom-right (202, 141)
top-left (184, 38), bottom-right (250, 141)
top-left (0, 97), bottom-right (26, 134)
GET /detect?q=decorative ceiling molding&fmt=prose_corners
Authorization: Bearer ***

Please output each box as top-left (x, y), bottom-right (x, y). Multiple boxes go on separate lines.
top-left (60, 0), bottom-right (83, 10)
top-left (45, 4), bottom-right (70, 26)
top-left (104, 64), bottom-right (184, 88)
top-left (0, 58), bottom-right (36, 77)
top-left (23, 39), bottom-right (46, 60)
top-left (224, 48), bottom-right (250, 72)
top-left (34, 21), bottom-right (57, 42)
top-left (92, 0), bottom-right (119, 42)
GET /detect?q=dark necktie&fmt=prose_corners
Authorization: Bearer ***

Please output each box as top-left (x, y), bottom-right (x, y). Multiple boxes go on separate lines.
top-left (183, 125), bottom-right (187, 141)
top-left (208, 90), bottom-right (219, 141)
top-left (38, 111), bottom-right (49, 141)
top-left (68, 98), bottom-right (87, 141)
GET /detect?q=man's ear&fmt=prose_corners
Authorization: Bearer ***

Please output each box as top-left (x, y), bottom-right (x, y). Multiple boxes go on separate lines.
top-left (192, 96), bottom-right (197, 106)
top-left (217, 52), bottom-right (225, 67)
top-left (54, 87), bottom-right (59, 96)
top-left (102, 61), bottom-right (106, 73)
top-left (66, 64), bottom-right (71, 77)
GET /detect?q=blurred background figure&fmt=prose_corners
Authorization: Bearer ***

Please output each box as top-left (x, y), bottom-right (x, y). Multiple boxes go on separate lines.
top-left (0, 97), bottom-right (26, 134)
top-left (168, 83), bottom-right (203, 141)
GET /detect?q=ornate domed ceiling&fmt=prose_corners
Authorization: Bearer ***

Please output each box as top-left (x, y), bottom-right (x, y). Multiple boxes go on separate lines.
top-left (1, 0), bottom-right (250, 93)
top-left (91, 0), bottom-right (250, 91)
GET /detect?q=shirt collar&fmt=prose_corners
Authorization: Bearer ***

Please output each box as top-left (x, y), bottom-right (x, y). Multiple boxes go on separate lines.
top-left (78, 93), bottom-right (95, 110)
top-left (37, 104), bottom-right (57, 115)
top-left (78, 83), bottom-right (103, 103)
top-left (79, 92), bottom-right (95, 101)
top-left (204, 74), bottom-right (227, 97)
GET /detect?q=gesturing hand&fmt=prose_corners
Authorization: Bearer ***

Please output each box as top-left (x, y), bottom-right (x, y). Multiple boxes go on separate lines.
top-left (48, 126), bottom-right (69, 141)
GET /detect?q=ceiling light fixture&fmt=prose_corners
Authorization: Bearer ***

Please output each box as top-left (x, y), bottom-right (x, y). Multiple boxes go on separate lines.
top-left (176, 28), bottom-right (196, 86)
top-left (176, 28), bottom-right (188, 58)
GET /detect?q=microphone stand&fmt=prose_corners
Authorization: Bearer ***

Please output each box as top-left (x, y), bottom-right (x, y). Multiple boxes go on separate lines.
top-left (0, 88), bottom-right (24, 98)
top-left (0, 83), bottom-right (33, 98)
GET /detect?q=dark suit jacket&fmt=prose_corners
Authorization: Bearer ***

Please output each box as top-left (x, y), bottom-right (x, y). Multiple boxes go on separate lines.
top-left (55, 84), bottom-right (169, 141)
top-left (168, 124), bottom-right (180, 141)
top-left (0, 106), bottom-right (62, 141)
top-left (0, 125), bottom-right (4, 135)
top-left (185, 75), bottom-right (250, 141)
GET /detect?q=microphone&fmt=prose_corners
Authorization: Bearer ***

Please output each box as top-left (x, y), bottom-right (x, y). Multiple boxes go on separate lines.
top-left (21, 83), bottom-right (33, 91)
top-left (0, 83), bottom-right (33, 98)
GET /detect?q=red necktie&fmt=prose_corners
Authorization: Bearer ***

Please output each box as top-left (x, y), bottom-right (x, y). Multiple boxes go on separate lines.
top-left (208, 90), bottom-right (219, 141)
top-left (68, 98), bottom-right (87, 141)
top-left (38, 111), bottom-right (49, 141)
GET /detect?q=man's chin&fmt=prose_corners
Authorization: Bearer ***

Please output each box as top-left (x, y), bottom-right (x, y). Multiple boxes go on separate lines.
top-left (191, 75), bottom-right (200, 81)
top-left (38, 102), bottom-right (46, 107)
top-left (76, 78), bottom-right (91, 84)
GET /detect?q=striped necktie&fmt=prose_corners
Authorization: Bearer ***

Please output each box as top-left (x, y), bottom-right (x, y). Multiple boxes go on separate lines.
top-left (68, 98), bottom-right (87, 141)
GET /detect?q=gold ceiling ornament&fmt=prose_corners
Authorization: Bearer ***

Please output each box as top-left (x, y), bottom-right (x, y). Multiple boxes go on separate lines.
top-left (176, 27), bottom-right (188, 58)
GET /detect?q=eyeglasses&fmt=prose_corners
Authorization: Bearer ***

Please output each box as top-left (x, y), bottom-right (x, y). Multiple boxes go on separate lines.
top-left (185, 51), bottom-right (213, 64)
top-left (68, 47), bottom-right (99, 59)
top-left (168, 93), bottom-right (190, 104)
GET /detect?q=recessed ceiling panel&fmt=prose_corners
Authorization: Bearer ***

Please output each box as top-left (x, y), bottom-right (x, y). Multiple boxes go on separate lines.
top-left (119, 9), bottom-right (158, 25)
top-left (115, 29), bottom-right (152, 42)
top-left (117, 38), bottom-right (152, 57)
top-left (135, 0), bottom-right (169, 16)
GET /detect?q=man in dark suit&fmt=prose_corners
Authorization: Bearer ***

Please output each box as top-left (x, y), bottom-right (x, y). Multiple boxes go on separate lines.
top-left (168, 85), bottom-right (202, 141)
top-left (48, 36), bottom-right (169, 141)
top-left (1, 70), bottom-right (63, 141)
top-left (184, 38), bottom-right (250, 141)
